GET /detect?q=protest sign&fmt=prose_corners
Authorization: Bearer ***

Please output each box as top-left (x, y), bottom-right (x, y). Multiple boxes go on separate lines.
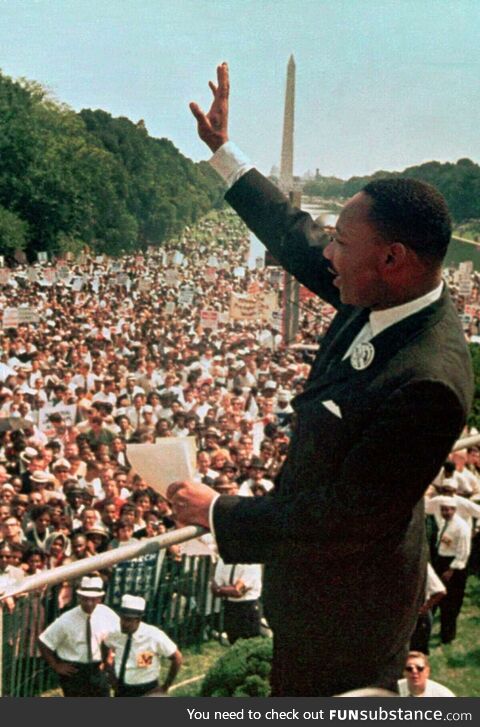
top-left (165, 268), bottom-right (179, 286)
top-left (39, 403), bottom-right (77, 430)
top-left (178, 287), bottom-right (194, 306)
top-left (37, 251), bottom-right (48, 263)
top-left (43, 268), bottom-right (57, 285)
top-left (138, 278), bottom-right (152, 292)
top-left (200, 309), bottom-right (219, 330)
top-left (229, 293), bottom-right (258, 321)
top-left (205, 267), bottom-right (217, 284)
top-left (2, 308), bottom-right (40, 327)
top-left (0, 269), bottom-right (10, 286)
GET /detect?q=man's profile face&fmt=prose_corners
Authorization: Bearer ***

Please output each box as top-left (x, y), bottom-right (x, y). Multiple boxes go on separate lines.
top-left (323, 192), bottom-right (389, 309)
top-left (404, 656), bottom-right (429, 693)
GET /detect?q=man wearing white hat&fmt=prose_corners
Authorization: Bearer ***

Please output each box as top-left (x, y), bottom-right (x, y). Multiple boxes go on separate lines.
top-left (104, 594), bottom-right (182, 697)
top-left (38, 576), bottom-right (119, 696)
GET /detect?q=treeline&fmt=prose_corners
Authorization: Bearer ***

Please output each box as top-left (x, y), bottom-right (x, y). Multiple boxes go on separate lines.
top-left (304, 158), bottom-right (480, 223)
top-left (0, 71), bottom-right (225, 259)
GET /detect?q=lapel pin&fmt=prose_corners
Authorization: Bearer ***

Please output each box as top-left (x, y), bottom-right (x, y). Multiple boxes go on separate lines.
top-left (350, 341), bottom-right (375, 371)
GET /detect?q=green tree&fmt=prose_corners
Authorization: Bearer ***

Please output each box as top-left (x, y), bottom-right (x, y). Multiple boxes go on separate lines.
top-left (0, 204), bottom-right (28, 252)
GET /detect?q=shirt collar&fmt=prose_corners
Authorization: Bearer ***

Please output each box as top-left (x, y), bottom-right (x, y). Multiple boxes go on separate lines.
top-left (369, 281), bottom-right (444, 338)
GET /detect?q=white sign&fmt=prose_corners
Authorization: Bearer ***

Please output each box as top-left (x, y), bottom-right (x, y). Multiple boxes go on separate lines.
top-left (459, 261), bottom-right (473, 275)
top-left (200, 309), bottom-right (219, 331)
top-left (234, 266), bottom-right (245, 278)
top-left (165, 269), bottom-right (179, 286)
top-left (0, 269), bottom-right (10, 286)
top-left (39, 403), bottom-right (78, 430)
top-left (178, 287), bottom-right (194, 306)
top-left (165, 301), bottom-right (176, 315)
top-left (2, 307), bottom-right (40, 327)
top-left (138, 279), bottom-right (152, 292)
top-left (43, 269), bottom-right (57, 285)
top-left (71, 277), bottom-right (84, 292)
top-left (116, 273), bottom-right (129, 287)
top-left (37, 252), bottom-right (48, 263)
top-left (205, 267), bottom-right (217, 284)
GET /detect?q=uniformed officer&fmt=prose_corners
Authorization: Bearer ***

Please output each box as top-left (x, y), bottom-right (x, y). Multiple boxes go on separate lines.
top-left (105, 594), bottom-right (182, 697)
top-left (38, 575), bottom-right (119, 697)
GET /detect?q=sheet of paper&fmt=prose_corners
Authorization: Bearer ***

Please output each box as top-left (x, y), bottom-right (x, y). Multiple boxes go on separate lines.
top-left (127, 437), bottom-right (197, 496)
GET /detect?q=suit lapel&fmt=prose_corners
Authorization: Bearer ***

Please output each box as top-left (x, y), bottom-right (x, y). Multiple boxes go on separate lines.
top-left (305, 288), bottom-right (449, 394)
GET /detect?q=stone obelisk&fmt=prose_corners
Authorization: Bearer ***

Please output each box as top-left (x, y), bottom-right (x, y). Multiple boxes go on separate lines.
top-left (279, 54), bottom-right (295, 195)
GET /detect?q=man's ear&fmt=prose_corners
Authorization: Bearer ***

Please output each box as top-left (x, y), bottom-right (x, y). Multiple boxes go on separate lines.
top-left (383, 242), bottom-right (407, 270)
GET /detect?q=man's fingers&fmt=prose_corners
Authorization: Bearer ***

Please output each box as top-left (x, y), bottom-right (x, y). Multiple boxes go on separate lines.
top-left (189, 101), bottom-right (209, 126)
top-left (209, 81), bottom-right (218, 96)
top-left (217, 62), bottom-right (229, 98)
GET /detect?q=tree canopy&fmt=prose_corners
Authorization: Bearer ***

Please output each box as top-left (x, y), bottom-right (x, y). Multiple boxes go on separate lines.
top-left (304, 159), bottom-right (480, 224)
top-left (0, 70), bottom-right (224, 259)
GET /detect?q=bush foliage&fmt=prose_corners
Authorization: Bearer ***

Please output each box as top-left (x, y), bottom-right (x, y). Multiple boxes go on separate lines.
top-left (200, 637), bottom-right (272, 697)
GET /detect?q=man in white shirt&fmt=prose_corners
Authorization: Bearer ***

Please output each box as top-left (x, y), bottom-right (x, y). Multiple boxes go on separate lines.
top-left (105, 594), bottom-right (182, 697)
top-left (433, 500), bottom-right (471, 644)
top-left (398, 651), bottom-right (454, 697)
top-left (38, 576), bottom-right (119, 696)
top-left (212, 558), bottom-right (263, 645)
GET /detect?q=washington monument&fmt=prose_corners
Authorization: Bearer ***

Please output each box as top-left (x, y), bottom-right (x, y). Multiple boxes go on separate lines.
top-left (279, 54), bottom-right (295, 195)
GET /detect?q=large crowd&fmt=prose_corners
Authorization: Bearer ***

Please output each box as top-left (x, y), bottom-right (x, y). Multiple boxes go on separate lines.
top-left (0, 208), bottom-right (480, 693)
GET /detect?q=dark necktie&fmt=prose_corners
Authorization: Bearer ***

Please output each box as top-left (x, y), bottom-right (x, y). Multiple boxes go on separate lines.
top-left (118, 634), bottom-right (132, 684)
top-left (437, 520), bottom-right (449, 549)
top-left (86, 616), bottom-right (93, 662)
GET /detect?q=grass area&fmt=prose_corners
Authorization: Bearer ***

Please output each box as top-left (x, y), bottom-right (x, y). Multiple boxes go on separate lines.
top-left (428, 576), bottom-right (480, 697)
top-left (171, 578), bottom-right (480, 698)
top-left (169, 641), bottom-right (227, 696)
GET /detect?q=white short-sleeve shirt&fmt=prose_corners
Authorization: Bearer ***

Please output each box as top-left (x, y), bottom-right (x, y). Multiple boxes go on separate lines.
top-left (105, 622), bottom-right (177, 685)
top-left (39, 604), bottom-right (120, 663)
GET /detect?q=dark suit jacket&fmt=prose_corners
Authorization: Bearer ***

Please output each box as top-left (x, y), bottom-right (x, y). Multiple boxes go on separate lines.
top-left (213, 170), bottom-right (474, 692)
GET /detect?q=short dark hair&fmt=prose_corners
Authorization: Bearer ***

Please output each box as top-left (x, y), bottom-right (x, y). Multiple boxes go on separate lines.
top-left (362, 178), bottom-right (451, 262)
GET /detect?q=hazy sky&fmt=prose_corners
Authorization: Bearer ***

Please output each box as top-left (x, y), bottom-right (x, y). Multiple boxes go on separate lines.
top-left (1, 0), bottom-right (479, 178)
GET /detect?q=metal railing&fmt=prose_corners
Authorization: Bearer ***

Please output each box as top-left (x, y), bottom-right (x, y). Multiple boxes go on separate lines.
top-left (0, 547), bottom-right (221, 696)
top-left (1, 431), bottom-right (479, 696)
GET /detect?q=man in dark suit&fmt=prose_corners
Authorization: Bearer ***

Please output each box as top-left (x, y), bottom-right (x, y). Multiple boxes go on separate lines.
top-left (168, 64), bottom-right (473, 696)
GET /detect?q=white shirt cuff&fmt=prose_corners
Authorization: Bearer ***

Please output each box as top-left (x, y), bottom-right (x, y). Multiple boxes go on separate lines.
top-left (209, 142), bottom-right (253, 189)
top-left (208, 493), bottom-right (220, 536)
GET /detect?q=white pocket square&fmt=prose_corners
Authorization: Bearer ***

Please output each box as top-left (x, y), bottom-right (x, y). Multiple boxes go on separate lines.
top-left (322, 400), bottom-right (342, 419)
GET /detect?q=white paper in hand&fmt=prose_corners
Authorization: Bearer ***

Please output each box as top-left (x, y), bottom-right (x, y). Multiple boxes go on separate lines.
top-left (127, 438), bottom-right (197, 496)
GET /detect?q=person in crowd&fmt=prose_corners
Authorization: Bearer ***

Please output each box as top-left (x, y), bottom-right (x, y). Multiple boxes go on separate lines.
top-left (38, 576), bottom-right (119, 697)
top-left (105, 594), bottom-right (182, 697)
top-left (433, 499), bottom-right (471, 644)
top-left (397, 651), bottom-right (455, 697)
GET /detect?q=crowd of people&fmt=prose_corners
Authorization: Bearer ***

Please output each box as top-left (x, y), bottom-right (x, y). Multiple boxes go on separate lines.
top-left (0, 207), bottom-right (479, 694)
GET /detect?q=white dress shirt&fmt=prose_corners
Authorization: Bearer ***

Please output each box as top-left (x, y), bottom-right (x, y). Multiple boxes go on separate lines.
top-left (39, 604), bottom-right (119, 663)
top-left (436, 513), bottom-right (471, 570)
top-left (105, 622), bottom-right (177, 685)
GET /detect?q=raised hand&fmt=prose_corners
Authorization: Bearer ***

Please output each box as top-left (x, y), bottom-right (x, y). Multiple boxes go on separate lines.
top-left (190, 62), bottom-right (229, 152)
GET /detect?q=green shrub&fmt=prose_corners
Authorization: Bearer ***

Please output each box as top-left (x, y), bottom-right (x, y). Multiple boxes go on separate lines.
top-left (200, 637), bottom-right (273, 697)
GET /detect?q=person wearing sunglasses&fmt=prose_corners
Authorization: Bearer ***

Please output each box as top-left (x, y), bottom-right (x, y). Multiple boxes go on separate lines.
top-left (398, 651), bottom-right (454, 697)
